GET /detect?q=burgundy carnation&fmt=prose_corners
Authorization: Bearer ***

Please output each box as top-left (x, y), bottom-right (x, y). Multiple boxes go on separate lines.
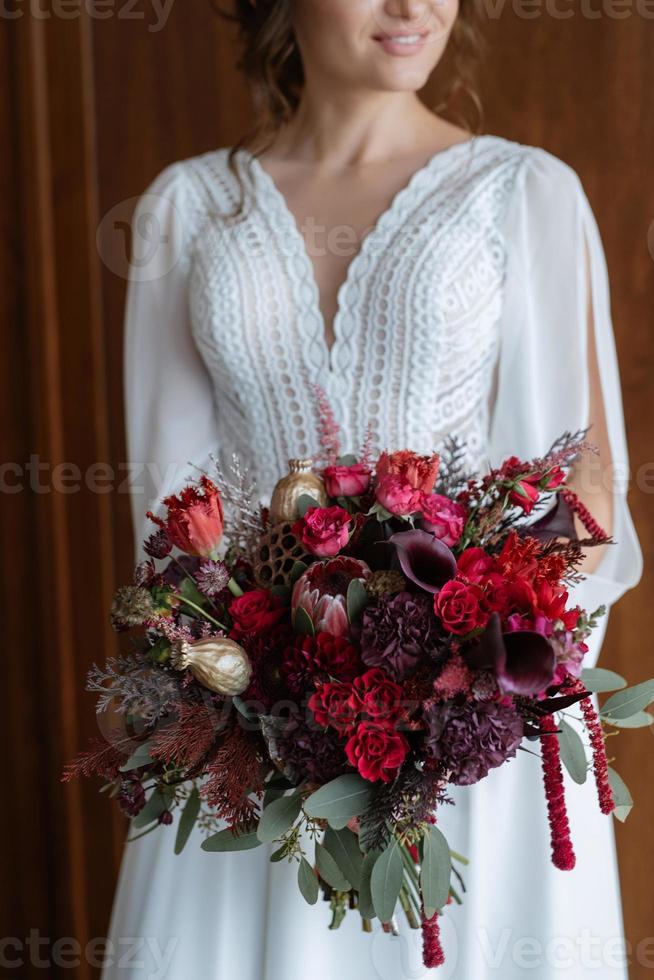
top-left (424, 699), bottom-right (523, 785)
top-left (281, 632), bottom-right (360, 694)
top-left (274, 713), bottom-right (348, 783)
top-left (361, 591), bottom-right (440, 680)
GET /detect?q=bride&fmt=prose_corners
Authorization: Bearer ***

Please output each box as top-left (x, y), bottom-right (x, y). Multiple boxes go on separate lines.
top-left (104, 1), bottom-right (643, 977)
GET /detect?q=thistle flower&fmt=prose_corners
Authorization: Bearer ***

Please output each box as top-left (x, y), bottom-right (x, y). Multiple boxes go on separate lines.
top-left (110, 586), bottom-right (154, 630)
top-left (133, 559), bottom-right (156, 587)
top-left (195, 559), bottom-right (230, 598)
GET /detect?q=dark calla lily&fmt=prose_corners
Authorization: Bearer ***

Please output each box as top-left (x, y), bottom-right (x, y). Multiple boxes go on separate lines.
top-left (465, 612), bottom-right (557, 696)
top-left (524, 493), bottom-right (578, 544)
top-left (389, 529), bottom-right (457, 594)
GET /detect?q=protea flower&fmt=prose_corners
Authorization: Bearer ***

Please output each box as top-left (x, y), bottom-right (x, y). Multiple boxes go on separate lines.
top-left (291, 557), bottom-right (371, 637)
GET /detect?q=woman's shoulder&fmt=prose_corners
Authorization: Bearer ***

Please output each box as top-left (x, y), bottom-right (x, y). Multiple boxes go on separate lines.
top-left (477, 134), bottom-right (585, 199)
top-left (135, 146), bottom-right (244, 219)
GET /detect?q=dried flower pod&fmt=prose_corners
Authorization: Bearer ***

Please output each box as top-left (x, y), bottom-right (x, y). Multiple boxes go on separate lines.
top-left (269, 458), bottom-right (328, 523)
top-left (366, 569), bottom-right (407, 598)
top-left (253, 521), bottom-right (313, 588)
top-left (171, 637), bottom-right (252, 696)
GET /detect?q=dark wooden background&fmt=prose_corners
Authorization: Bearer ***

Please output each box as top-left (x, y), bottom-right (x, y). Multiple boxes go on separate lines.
top-left (1, 2), bottom-right (652, 976)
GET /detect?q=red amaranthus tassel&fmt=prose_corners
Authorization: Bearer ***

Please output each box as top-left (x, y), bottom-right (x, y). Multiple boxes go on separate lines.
top-left (566, 678), bottom-right (615, 815)
top-left (560, 488), bottom-right (611, 543)
top-left (580, 696), bottom-right (616, 814)
top-left (539, 713), bottom-right (576, 870)
top-left (421, 907), bottom-right (445, 969)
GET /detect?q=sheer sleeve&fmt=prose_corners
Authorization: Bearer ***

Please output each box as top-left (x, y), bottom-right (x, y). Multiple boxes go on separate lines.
top-left (488, 148), bottom-right (643, 663)
top-left (124, 162), bottom-right (220, 561)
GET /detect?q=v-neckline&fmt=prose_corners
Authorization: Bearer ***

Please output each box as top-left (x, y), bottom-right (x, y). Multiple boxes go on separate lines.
top-left (240, 136), bottom-right (481, 375)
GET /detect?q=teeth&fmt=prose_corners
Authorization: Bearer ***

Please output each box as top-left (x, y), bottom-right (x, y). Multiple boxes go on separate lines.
top-left (388, 34), bottom-right (422, 44)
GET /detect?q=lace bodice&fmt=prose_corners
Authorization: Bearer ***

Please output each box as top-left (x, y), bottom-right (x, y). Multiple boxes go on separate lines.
top-left (182, 136), bottom-right (521, 486)
top-left (124, 133), bottom-right (641, 611)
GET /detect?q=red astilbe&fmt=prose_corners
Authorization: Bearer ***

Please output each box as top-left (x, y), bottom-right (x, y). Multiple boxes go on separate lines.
top-left (62, 737), bottom-right (126, 783)
top-left (560, 488), bottom-right (612, 544)
top-left (151, 701), bottom-right (220, 769)
top-left (421, 906), bottom-right (446, 969)
top-left (539, 713), bottom-right (576, 870)
top-left (203, 721), bottom-right (266, 829)
top-left (312, 384), bottom-right (341, 466)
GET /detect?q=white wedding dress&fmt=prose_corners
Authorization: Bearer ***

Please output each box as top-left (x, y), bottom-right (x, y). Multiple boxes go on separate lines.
top-left (104, 135), bottom-right (643, 979)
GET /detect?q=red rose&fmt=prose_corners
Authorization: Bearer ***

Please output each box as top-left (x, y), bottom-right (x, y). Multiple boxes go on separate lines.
top-left (420, 494), bottom-right (467, 547)
top-left (457, 547), bottom-right (497, 584)
top-left (376, 450), bottom-right (440, 493)
top-left (345, 721), bottom-right (409, 783)
top-left (293, 505), bottom-right (352, 557)
top-left (148, 475), bottom-right (224, 558)
top-left (229, 589), bottom-right (286, 638)
top-left (509, 479), bottom-right (540, 514)
top-left (324, 463), bottom-right (371, 498)
top-left (350, 668), bottom-right (404, 724)
top-left (434, 579), bottom-right (488, 635)
top-left (375, 475), bottom-right (423, 516)
top-left (308, 681), bottom-right (357, 733)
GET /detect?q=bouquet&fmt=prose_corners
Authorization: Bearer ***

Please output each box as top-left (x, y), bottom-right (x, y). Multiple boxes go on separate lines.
top-left (66, 399), bottom-right (653, 970)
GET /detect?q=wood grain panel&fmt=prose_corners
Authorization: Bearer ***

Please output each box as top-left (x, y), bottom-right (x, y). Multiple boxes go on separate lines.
top-left (2, 3), bottom-right (651, 977)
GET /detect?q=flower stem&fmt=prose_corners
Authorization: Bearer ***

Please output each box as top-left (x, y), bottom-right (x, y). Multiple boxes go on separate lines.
top-left (177, 594), bottom-right (228, 631)
top-left (227, 577), bottom-right (244, 598)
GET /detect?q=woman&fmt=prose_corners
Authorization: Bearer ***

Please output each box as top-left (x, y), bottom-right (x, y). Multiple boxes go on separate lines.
top-left (105, 1), bottom-right (643, 977)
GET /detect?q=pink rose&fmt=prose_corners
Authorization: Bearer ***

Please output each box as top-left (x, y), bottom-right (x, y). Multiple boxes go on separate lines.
top-left (323, 463), bottom-right (371, 498)
top-left (376, 449), bottom-right (440, 493)
top-left (434, 579), bottom-right (489, 636)
top-left (420, 493), bottom-right (467, 547)
top-left (293, 505), bottom-right (352, 557)
top-left (375, 474), bottom-right (423, 516)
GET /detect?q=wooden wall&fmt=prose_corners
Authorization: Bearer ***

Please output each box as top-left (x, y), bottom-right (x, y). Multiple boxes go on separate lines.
top-left (1, 2), bottom-right (652, 976)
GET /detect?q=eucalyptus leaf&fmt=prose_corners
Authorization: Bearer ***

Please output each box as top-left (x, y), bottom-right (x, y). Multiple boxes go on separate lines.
top-left (132, 789), bottom-right (167, 830)
top-left (601, 679), bottom-right (654, 720)
top-left (270, 844), bottom-right (287, 862)
top-left (304, 774), bottom-right (374, 821)
top-left (420, 826), bottom-right (451, 917)
top-left (201, 828), bottom-right (262, 852)
top-left (358, 850), bottom-right (380, 920)
top-left (119, 741), bottom-right (154, 773)
top-left (323, 827), bottom-right (364, 891)
top-left (297, 494), bottom-right (322, 517)
top-left (293, 606), bottom-right (315, 637)
top-left (608, 767), bottom-right (633, 823)
top-left (606, 710), bottom-right (654, 729)
top-left (179, 577), bottom-right (206, 606)
top-left (315, 841), bottom-right (351, 890)
top-left (257, 792), bottom-right (303, 843)
top-left (298, 856), bottom-right (320, 905)
top-left (290, 560), bottom-right (308, 585)
top-left (347, 579), bottom-right (369, 625)
top-left (557, 719), bottom-right (588, 785)
top-left (580, 667), bottom-right (627, 693)
top-left (174, 786), bottom-right (201, 855)
top-left (371, 839), bottom-right (404, 923)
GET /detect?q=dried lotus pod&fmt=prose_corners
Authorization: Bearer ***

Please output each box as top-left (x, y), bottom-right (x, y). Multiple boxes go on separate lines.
top-left (253, 521), bottom-right (313, 589)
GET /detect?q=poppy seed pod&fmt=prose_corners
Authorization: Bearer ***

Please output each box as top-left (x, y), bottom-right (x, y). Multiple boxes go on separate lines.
top-left (172, 637), bottom-right (252, 696)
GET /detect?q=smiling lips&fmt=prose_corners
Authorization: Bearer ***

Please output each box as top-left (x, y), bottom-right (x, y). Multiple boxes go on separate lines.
top-left (372, 31), bottom-right (431, 56)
